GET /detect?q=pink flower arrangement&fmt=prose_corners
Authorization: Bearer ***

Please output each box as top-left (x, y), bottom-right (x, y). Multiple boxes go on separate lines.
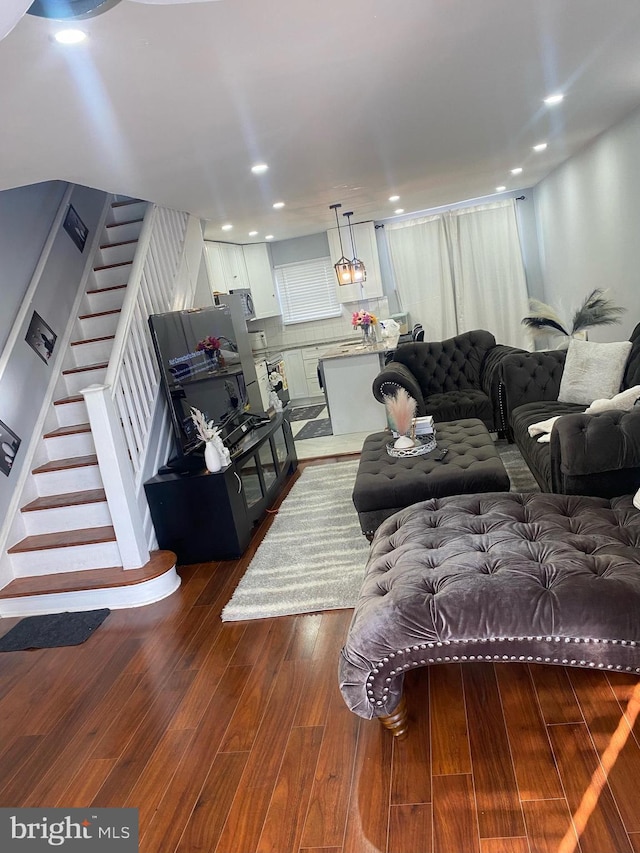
top-left (196, 335), bottom-right (221, 352)
top-left (352, 310), bottom-right (378, 329)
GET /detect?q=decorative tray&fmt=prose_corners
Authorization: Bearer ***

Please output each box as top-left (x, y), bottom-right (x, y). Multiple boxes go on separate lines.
top-left (386, 434), bottom-right (437, 458)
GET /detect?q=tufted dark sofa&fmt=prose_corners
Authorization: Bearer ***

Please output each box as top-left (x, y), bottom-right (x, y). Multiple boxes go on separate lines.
top-left (372, 329), bottom-right (525, 435)
top-left (339, 490), bottom-right (640, 737)
top-left (499, 322), bottom-right (640, 496)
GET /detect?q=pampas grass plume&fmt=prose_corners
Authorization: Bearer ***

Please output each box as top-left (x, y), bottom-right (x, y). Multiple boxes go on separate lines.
top-left (384, 388), bottom-right (417, 435)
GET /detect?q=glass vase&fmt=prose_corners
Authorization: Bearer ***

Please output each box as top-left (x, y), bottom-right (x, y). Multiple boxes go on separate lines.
top-left (361, 325), bottom-right (372, 344)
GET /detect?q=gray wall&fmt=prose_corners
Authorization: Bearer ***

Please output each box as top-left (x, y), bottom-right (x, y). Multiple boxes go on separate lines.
top-left (268, 232), bottom-right (329, 266)
top-left (0, 182), bottom-right (107, 525)
top-left (534, 103), bottom-right (640, 342)
top-left (0, 181), bottom-right (68, 353)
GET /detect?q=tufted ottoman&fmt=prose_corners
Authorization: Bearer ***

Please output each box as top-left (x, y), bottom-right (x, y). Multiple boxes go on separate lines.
top-left (352, 418), bottom-right (510, 538)
top-left (339, 491), bottom-right (640, 737)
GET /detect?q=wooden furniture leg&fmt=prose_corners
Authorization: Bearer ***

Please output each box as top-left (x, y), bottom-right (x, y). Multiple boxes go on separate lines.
top-left (379, 694), bottom-right (408, 739)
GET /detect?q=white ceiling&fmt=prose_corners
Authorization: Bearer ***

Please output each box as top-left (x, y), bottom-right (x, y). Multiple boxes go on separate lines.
top-left (2, 0), bottom-right (640, 243)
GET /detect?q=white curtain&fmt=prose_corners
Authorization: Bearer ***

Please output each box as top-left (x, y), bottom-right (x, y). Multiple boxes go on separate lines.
top-left (447, 200), bottom-right (529, 348)
top-left (385, 199), bottom-right (529, 347)
top-left (386, 215), bottom-right (457, 340)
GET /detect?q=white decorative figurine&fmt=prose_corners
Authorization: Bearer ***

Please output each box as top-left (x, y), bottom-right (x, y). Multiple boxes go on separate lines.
top-left (190, 406), bottom-right (227, 473)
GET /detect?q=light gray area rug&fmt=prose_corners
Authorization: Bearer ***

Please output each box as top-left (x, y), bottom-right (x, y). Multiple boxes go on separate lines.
top-left (221, 460), bottom-right (368, 621)
top-left (221, 443), bottom-right (539, 621)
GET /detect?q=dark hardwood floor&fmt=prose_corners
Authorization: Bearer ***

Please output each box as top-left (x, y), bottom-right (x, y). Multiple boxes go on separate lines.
top-left (1, 457), bottom-right (640, 852)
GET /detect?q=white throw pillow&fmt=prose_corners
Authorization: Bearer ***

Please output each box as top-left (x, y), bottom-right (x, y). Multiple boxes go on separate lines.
top-left (585, 384), bottom-right (640, 414)
top-left (558, 339), bottom-right (632, 406)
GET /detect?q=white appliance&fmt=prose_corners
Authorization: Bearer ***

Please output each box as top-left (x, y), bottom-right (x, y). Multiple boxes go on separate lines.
top-left (248, 329), bottom-right (268, 352)
top-left (229, 288), bottom-right (256, 320)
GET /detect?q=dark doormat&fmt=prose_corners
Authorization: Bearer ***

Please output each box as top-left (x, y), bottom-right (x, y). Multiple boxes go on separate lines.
top-left (288, 404), bottom-right (326, 422)
top-left (295, 418), bottom-right (333, 441)
top-left (0, 608), bottom-right (110, 652)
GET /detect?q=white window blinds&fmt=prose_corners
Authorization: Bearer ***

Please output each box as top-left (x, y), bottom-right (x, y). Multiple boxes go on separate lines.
top-left (274, 257), bottom-right (342, 325)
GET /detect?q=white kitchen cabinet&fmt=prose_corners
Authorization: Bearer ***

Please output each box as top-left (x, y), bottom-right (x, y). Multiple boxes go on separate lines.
top-left (204, 241), bottom-right (249, 293)
top-left (301, 346), bottom-right (324, 396)
top-left (327, 220), bottom-right (383, 303)
top-left (243, 243), bottom-right (280, 319)
top-left (282, 349), bottom-right (308, 401)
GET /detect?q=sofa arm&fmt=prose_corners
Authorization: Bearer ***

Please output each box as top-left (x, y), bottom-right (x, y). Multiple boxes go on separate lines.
top-left (500, 350), bottom-right (567, 417)
top-left (480, 344), bottom-right (528, 434)
top-left (372, 362), bottom-right (427, 415)
top-left (550, 409), bottom-right (640, 482)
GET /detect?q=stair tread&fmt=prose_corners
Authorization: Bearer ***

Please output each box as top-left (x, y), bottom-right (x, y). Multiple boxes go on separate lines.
top-left (99, 239), bottom-right (138, 250)
top-left (78, 308), bottom-right (121, 321)
top-left (54, 394), bottom-right (84, 406)
top-left (8, 526), bottom-right (116, 554)
top-left (86, 284), bottom-right (127, 295)
top-left (63, 362), bottom-right (108, 376)
top-left (21, 489), bottom-right (107, 512)
top-left (0, 551), bottom-right (176, 598)
top-left (93, 261), bottom-right (133, 272)
top-left (43, 423), bottom-right (91, 439)
top-left (33, 454), bottom-right (98, 474)
top-left (105, 218), bottom-right (144, 229)
top-left (71, 334), bottom-right (115, 346)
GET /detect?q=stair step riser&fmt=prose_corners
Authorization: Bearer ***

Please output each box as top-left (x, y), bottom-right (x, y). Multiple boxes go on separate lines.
top-left (85, 287), bottom-right (127, 314)
top-left (78, 313), bottom-right (120, 340)
top-left (10, 542), bottom-right (121, 575)
top-left (72, 339), bottom-right (113, 367)
top-left (97, 242), bottom-right (137, 267)
top-left (35, 465), bottom-right (102, 497)
top-left (23, 502), bottom-right (112, 536)
top-left (55, 400), bottom-right (88, 428)
top-left (92, 265), bottom-right (132, 288)
top-left (108, 201), bottom-right (147, 224)
top-left (44, 431), bottom-right (95, 460)
top-left (64, 366), bottom-right (107, 397)
top-left (103, 220), bottom-right (143, 244)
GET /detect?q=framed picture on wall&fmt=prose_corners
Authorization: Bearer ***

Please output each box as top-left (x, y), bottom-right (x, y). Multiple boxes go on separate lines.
top-left (0, 418), bottom-right (20, 477)
top-left (63, 203), bottom-right (88, 253)
top-left (25, 310), bottom-right (57, 364)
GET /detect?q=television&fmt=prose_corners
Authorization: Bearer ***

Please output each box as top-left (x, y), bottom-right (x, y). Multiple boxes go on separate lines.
top-left (149, 306), bottom-right (252, 464)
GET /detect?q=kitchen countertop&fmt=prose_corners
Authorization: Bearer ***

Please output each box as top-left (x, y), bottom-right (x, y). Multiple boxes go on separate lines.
top-left (319, 336), bottom-right (399, 360)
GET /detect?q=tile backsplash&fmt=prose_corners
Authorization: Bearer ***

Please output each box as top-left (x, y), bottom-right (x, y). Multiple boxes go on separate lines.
top-left (249, 297), bottom-right (390, 352)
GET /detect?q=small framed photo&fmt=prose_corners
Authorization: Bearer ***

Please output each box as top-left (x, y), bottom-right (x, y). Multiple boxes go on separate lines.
top-left (0, 419), bottom-right (20, 477)
top-left (63, 203), bottom-right (89, 253)
top-left (26, 310), bottom-right (57, 364)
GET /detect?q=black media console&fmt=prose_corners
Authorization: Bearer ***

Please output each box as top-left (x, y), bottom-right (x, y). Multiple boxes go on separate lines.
top-left (144, 411), bottom-right (297, 563)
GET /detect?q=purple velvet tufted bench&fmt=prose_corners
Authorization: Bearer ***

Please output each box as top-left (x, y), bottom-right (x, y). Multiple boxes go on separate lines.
top-left (339, 491), bottom-right (640, 738)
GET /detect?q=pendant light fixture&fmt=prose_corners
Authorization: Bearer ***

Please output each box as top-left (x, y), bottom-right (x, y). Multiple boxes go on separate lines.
top-left (329, 203), bottom-right (367, 286)
top-left (343, 210), bottom-right (367, 284)
top-left (329, 203), bottom-right (354, 286)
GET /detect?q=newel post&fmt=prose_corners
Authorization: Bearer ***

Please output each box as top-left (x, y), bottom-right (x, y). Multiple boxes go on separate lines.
top-left (82, 383), bottom-right (150, 569)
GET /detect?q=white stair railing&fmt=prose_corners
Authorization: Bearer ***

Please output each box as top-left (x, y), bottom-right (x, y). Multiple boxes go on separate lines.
top-left (84, 204), bottom-right (190, 568)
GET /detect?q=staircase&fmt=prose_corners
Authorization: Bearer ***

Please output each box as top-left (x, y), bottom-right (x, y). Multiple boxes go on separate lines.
top-left (0, 197), bottom-right (180, 616)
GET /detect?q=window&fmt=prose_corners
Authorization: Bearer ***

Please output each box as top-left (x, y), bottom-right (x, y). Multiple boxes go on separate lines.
top-left (274, 257), bottom-right (341, 324)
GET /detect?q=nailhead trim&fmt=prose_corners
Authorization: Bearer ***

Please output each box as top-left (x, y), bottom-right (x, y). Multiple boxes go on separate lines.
top-left (364, 634), bottom-right (640, 705)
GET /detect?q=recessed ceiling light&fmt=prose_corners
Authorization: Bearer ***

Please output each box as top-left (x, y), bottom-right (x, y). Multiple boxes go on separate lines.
top-left (533, 142), bottom-right (548, 152)
top-left (394, 208), bottom-right (405, 215)
top-left (54, 29), bottom-right (87, 44)
top-left (510, 167), bottom-right (523, 176)
top-left (221, 223), bottom-right (233, 231)
top-left (389, 195), bottom-right (400, 202)
top-left (251, 163), bottom-right (269, 174)
top-left (265, 234), bottom-right (275, 241)
top-left (495, 186), bottom-right (506, 192)
top-left (272, 201), bottom-right (285, 209)
top-left (544, 93), bottom-right (564, 106)
top-left (249, 230), bottom-right (258, 236)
